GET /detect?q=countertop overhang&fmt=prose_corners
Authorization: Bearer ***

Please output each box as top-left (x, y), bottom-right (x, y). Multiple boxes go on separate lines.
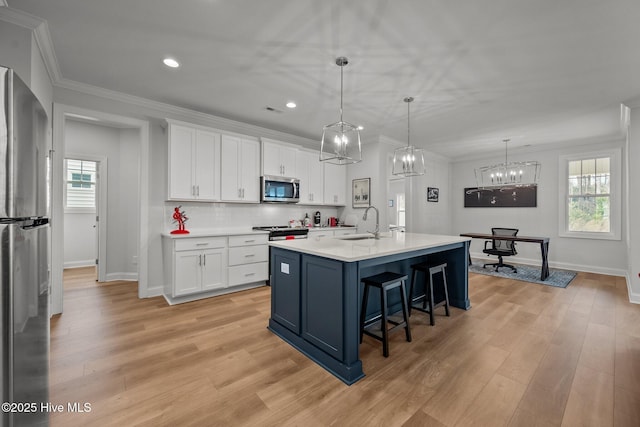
top-left (269, 232), bottom-right (471, 262)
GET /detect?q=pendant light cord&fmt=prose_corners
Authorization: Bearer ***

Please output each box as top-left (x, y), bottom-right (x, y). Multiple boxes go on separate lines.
top-left (407, 99), bottom-right (411, 147)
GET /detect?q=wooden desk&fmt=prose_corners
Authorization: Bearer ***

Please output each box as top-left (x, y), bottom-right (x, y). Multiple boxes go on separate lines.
top-left (460, 233), bottom-right (550, 281)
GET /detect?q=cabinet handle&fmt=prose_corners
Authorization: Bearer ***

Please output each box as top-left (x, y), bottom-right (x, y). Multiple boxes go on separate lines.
top-left (241, 188), bottom-right (245, 198)
top-left (196, 243), bottom-right (209, 246)
top-left (203, 254), bottom-right (206, 266)
top-left (244, 239), bottom-right (255, 243)
top-left (198, 254), bottom-right (202, 266)
top-left (192, 185), bottom-right (196, 196)
top-left (196, 185), bottom-right (200, 196)
top-left (244, 254), bottom-right (255, 257)
top-left (245, 272), bottom-right (256, 277)
top-left (238, 188), bottom-right (241, 198)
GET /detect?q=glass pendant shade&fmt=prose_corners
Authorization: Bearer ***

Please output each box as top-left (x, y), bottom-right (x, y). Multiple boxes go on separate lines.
top-left (320, 57), bottom-right (362, 165)
top-left (321, 120), bottom-right (362, 164)
top-left (392, 96), bottom-right (425, 177)
top-left (475, 139), bottom-right (541, 188)
top-left (392, 145), bottom-right (425, 176)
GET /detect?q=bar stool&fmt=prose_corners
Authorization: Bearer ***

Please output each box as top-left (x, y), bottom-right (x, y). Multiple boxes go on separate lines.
top-left (408, 262), bottom-right (450, 326)
top-left (360, 272), bottom-right (412, 357)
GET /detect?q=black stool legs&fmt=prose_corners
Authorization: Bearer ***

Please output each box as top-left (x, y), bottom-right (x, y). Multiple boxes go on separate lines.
top-left (408, 262), bottom-right (450, 326)
top-left (360, 272), bottom-right (411, 357)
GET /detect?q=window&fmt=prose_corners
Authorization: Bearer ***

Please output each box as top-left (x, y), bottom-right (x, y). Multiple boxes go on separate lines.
top-left (65, 158), bottom-right (97, 211)
top-left (397, 193), bottom-right (405, 228)
top-left (559, 149), bottom-right (621, 240)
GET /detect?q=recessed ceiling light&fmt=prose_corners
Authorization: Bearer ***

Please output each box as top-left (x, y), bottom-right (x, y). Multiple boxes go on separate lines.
top-left (163, 58), bottom-right (180, 68)
top-left (358, 125), bottom-right (364, 130)
top-left (286, 102), bottom-right (296, 109)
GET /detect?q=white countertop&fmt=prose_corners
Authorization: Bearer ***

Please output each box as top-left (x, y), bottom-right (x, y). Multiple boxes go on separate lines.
top-left (269, 232), bottom-right (471, 262)
top-left (162, 228), bottom-right (269, 238)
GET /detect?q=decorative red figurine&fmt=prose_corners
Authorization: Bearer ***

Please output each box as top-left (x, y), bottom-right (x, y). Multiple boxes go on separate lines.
top-left (170, 206), bottom-right (190, 234)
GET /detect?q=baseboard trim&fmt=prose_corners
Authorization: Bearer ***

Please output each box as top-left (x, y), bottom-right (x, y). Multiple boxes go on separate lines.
top-left (626, 273), bottom-right (640, 304)
top-left (469, 253), bottom-right (627, 277)
top-left (63, 260), bottom-right (95, 269)
top-left (104, 272), bottom-right (138, 282)
top-left (470, 252), bottom-right (637, 304)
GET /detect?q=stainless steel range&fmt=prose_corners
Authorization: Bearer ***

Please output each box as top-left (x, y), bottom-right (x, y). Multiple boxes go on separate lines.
top-left (252, 225), bottom-right (309, 241)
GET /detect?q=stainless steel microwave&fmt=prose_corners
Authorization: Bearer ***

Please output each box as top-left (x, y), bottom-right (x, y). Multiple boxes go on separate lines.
top-left (261, 175), bottom-right (300, 203)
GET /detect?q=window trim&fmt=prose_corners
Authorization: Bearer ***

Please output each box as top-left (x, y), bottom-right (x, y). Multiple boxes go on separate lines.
top-left (558, 148), bottom-right (621, 240)
top-left (64, 155), bottom-right (104, 214)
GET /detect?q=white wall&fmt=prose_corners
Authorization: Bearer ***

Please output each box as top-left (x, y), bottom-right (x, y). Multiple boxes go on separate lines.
top-left (63, 212), bottom-right (95, 268)
top-left (64, 120), bottom-right (139, 279)
top-left (451, 139), bottom-right (627, 276)
top-left (163, 202), bottom-right (338, 232)
top-left (626, 107), bottom-right (640, 302)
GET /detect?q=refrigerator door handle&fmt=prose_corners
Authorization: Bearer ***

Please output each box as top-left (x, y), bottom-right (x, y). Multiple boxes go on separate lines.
top-left (20, 218), bottom-right (49, 230)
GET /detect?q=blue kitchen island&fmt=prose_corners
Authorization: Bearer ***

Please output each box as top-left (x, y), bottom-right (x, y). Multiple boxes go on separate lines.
top-left (267, 232), bottom-right (471, 385)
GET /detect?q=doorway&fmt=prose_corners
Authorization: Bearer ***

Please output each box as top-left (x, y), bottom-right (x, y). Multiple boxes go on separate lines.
top-left (62, 154), bottom-right (106, 285)
top-left (51, 105), bottom-right (150, 315)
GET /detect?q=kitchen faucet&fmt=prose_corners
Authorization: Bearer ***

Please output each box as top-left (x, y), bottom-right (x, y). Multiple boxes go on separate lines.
top-left (362, 206), bottom-right (380, 239)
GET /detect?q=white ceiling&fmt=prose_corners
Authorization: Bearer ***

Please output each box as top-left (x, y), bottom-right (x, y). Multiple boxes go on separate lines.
top-left (7, 0), bottom-right (640, 158)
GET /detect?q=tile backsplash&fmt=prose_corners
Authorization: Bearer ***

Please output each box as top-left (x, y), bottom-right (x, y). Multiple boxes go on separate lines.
top-left (164, 202), bottom-right (342, 231)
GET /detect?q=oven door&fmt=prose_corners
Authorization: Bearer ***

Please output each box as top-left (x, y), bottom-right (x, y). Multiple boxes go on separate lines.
top-left (261, 176), bottom-right (300, 203)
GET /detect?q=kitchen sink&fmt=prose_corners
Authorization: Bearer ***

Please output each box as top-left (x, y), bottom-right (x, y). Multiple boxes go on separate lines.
top-left (338, 236), bottom-right (375, 240)
top-left (335, 233), bottom-right (388, 241)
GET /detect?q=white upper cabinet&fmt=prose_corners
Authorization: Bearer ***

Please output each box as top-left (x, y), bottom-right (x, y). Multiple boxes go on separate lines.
top-left (167, 120), bottom-right (220, 201)
top-left (221, 134), bottom-right (260, 202)
top-left (262, 139), bottom-right (297, 177)
top-left (296, 149), bottom-right (324, 205)
top-left (323, 162), bottom-right (346, 205)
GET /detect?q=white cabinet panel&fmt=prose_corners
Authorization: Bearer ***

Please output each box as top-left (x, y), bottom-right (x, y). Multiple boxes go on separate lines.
top-left (228, 245), bottom-right (268, 266)
top-left (174, 251), bottom-right (201, 295)
top-left (323, 162), bottom-right (346, 205)
top-left (201, 248), bottom-right (227, 291)
top-left (296, 149), bottom-right (324, 204)
top-left (221, 135), bottom-right (260, 202)
top-left (262, 140), bottom-right (297, 177)
top-left (228, 262), bottom-right (268, 286)
top-left (168, 122), bottom-right (220, 201)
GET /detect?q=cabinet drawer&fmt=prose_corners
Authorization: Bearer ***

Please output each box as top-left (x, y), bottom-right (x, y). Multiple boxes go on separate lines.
top-left (174, 237), bottom-right (227, 251)
top-left (229, 234), bottom-right (268, 247)
top-left (228, 262), bottom-right (268, 286)
top-left (228, 245), bottom-right (268, 266)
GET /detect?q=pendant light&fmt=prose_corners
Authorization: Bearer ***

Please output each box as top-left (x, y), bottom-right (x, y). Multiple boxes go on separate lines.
top-left (320, 57), bottom-right (362, 165)
top-left (475, 139), bottom-right (541, 188)
top-left (392, 97), bottom-right (425, 177)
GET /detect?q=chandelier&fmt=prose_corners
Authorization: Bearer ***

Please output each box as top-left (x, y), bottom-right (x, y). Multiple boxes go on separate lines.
top-left (392, 96), bottom-right (425, 177)
top-left (320, 57), bottom-right (362, 165)
top-left (475, 139), bottom-right (541, 188)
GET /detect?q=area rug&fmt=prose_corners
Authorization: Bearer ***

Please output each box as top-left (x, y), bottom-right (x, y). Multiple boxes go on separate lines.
top-left (468, 262), bottom-right (577, 288)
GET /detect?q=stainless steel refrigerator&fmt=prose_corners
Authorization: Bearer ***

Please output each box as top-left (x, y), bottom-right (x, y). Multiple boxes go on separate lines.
top-left (0, 66), bottom-right (50, 427)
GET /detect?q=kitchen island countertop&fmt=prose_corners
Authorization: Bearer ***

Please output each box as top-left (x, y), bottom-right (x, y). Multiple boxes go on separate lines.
top-left (269, 232), bottom-right (471, 262)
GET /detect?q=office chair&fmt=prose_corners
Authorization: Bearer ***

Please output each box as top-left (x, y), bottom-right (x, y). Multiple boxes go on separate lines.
top-left (482, 228), bottom-right (518, 273)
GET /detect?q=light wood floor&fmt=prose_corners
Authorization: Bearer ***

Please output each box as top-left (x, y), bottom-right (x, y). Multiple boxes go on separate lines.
top-left (51, 269), bottom-right (640, 426)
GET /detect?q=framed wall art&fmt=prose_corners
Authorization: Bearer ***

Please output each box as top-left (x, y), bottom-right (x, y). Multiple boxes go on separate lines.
top-left (464, 184), bottom-right (537, 207)
top-left (427, 187), bottom-right (439, 202)
top-left (352, 178), bottom-right (370, 208)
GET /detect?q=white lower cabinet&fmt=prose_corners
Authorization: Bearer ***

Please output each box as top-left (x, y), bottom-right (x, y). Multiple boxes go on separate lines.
top-left (228, 234), bottom-right (268, 286)
top-left (167, 237), bottom-right (227, 297)
top-left (163, 233), bottom-right (268, 304)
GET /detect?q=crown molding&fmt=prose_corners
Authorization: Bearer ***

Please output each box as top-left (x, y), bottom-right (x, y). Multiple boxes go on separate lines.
top-left (0, 6), bottom-right (62, 83)
top-left (0, 5), bottom-right (43, 29)
top-left (55, 77), bottom-right (319, 147)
